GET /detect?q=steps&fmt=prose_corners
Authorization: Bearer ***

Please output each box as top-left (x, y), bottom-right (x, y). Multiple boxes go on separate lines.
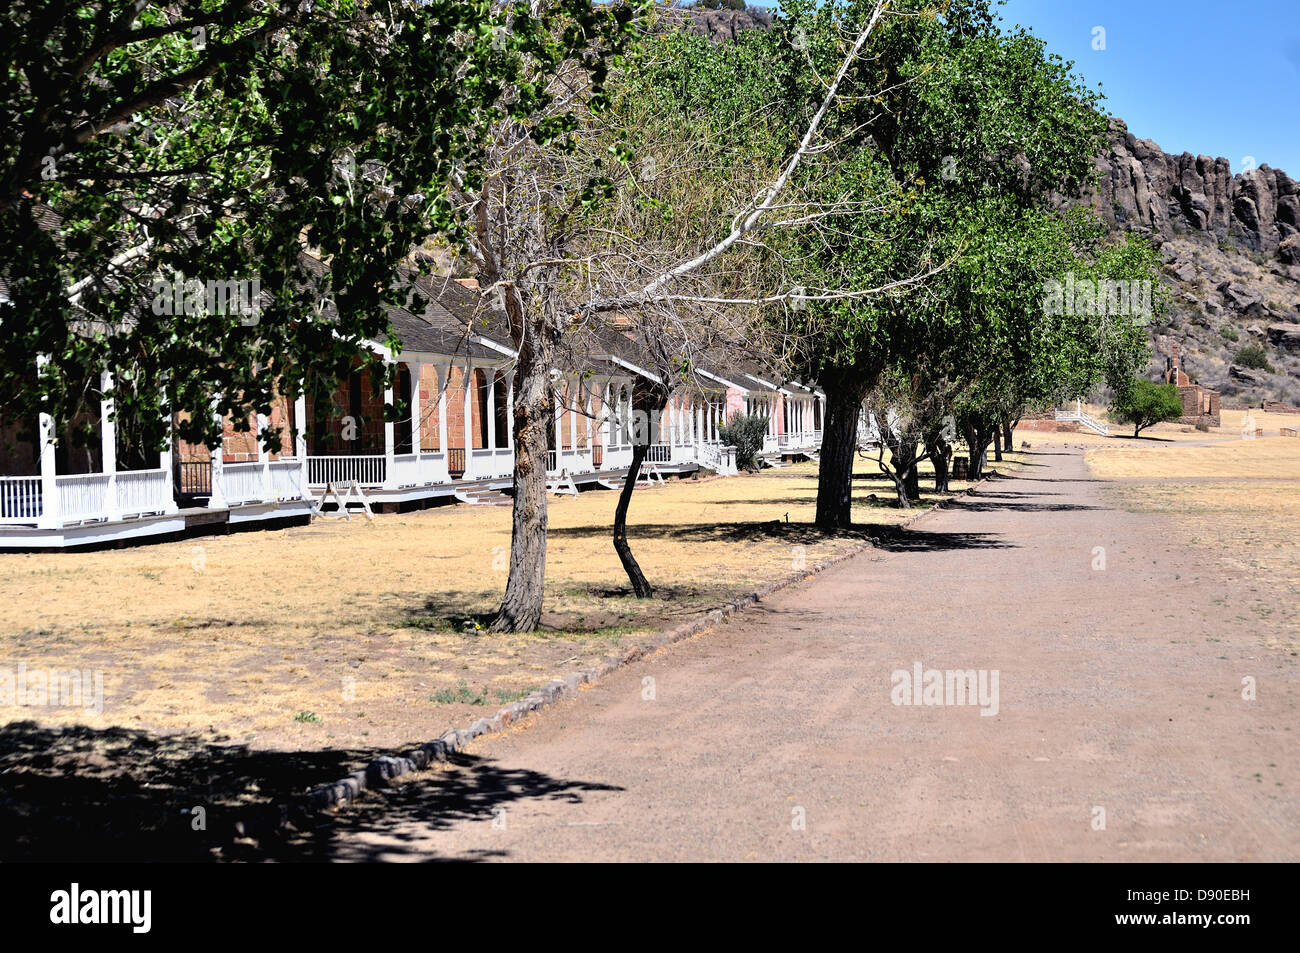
top-left (454, 483), bottom-right (512, 506)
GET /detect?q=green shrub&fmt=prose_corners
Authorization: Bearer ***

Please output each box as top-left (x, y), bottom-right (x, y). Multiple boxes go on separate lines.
top-left (718, 412), bottom-right (769, 471)
top-left (1235, 343), bottom-right (1272, 371)
top-left (1218, 325), bottom-right (1239, 342)
top-left (1109, 378), bottom-right (1185, 437)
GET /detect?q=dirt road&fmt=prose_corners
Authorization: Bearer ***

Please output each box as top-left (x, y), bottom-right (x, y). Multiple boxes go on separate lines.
top-left (322, 448), bottom-right (1298, 861)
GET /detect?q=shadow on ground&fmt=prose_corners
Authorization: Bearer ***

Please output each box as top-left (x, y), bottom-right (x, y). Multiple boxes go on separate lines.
top-left (0, 720), bottom-right (619, 862)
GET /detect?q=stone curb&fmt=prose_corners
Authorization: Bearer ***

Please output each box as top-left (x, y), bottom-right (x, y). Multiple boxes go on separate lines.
top-left (283, 467), bottom-right (1002, 821)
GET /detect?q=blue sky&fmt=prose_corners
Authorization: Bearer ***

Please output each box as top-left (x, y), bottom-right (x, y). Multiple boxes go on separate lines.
top-left (996, 0), bottom-right (1300, 175)
top-left (756, 0), bottom-right (1300, 175)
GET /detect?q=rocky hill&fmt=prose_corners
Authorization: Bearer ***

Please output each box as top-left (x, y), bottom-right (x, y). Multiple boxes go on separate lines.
top-left (1087, 119), bottom-right (1300, 405)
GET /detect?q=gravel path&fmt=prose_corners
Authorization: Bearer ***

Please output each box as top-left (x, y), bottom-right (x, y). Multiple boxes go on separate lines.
top-left (325, 448), bottom-right (1299, 861)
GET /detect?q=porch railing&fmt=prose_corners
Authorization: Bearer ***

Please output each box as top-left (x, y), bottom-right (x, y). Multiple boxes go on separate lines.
top-left (114, 468), bottom-right (170, 515)
top-left (0, 476), bottom-right (43, 522)
top-left (178, 460), bottom-right (212, 496)
top-left (57, 473), bottom-right (111, 522)
top-left (306, 455), bottom-right (386, 488)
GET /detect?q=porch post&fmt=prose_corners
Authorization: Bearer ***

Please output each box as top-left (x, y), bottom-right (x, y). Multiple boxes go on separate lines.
top-left (584, 392), bottom-right (594, 470)
top-left (159, 394), bottom-right (177, 514)
top-left (257, 411), bottom-right (272, 502)
top-left (506, 375), bottom-right (515, 451)
top-left (552, 384), bottom-right (563, 473)
top-left (486, 367), bottom-right (497, 453)
top-left (294, 392), bottom-right (308, 497)
top-left (410, 360), bottom-right (423, 484)
top-left (462, 362), bottom-right (474, 480)
top-left (209, 399), bottom-right (226, 508)
top-left (100, 370), bottom-right (120, 521)
top-left (37, 355), bottom-right (60, 528)
top-left (567, 379), bottom-right (578, 457)
top-left (383, 365), bottom-right (396, 489)
top-left (436, 365), bottom-right (449, 482)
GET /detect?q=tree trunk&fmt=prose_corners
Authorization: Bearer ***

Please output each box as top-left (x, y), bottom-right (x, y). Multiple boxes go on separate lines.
top-left (1002, 419), bottom-right (1015, 451)
top-left (992, 425), bottom-right (1003, 462)
top-left (929, 436), bottom-right (951, 493)
top-left (814, 379), bottom-right (865, 530)
top-left (613, 441), bottom-right (653, 598)
top-left (490, 289), bottom-right (554, 633)
top-left (962, 419), bottom-right (992, 481)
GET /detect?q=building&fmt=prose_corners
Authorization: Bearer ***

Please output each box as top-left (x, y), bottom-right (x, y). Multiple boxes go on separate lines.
top-left (1162, 342), bottom-right (1221, 426)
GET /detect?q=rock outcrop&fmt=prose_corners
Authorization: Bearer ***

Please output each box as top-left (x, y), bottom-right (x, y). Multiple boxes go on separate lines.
top-left (1090, 118), bottom-right (1300, 259)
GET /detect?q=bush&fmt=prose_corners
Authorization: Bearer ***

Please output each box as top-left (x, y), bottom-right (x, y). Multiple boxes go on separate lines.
top-left (718, 412), bottom-right (769, 471)
top-left (1109, 378), bottom-right (1185, 437)
top-left (1236, 342), bottom-right (1273, 371)
top-left (1218, 325), bottom-right (1239, 342)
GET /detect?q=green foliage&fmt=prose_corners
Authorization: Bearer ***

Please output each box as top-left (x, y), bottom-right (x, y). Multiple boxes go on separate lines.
top-left (1109, 378), bottom-right (1184, 436)
top-left (1236, 343), bottom-right (1273, 371)
top-left (1, 0), bottom-right (635, 452)
top-left (718, 412), bottom-right (769, 470)
top-left (1219, 325), bottom-right (1240, 342)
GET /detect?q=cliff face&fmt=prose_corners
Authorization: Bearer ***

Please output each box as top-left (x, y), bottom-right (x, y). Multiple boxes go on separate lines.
top-left (1090, 119), bottom-right (1300, 265)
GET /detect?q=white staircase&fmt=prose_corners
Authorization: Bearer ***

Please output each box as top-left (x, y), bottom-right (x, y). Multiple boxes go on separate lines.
top-left (1055, 399), bottom-right (1109, 436)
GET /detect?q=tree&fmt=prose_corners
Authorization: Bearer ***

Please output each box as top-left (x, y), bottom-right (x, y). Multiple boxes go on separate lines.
top-left (1110, 378), bottom-right (1183, 437)
top-left (719, 412), bottom-right (768, 471)
top-left (1236, 343), bottom-right (1272, 372)
top-left (1, 0), bottom-right (586, 458)
top-left (764, 0), bottom-right (1110, 528)
top-left (473, 1), bottom-right (924, 625)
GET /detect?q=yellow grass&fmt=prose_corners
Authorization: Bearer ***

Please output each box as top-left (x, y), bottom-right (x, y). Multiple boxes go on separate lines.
top-left (1087, 437), bottom-right (1300, 480)
top-left (0, 453), bottom-right (988, 751)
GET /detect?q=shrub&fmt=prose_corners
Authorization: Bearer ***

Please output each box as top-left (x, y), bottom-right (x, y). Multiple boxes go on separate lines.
top-left (1109, 378), bottom-right (1185, 437)
top-left (1218, 325), bottom-right (1239, 342)
top-left (718, 412), bottom-right (769, 471)
top-left (1235, 342), bottom-right (1273, 371)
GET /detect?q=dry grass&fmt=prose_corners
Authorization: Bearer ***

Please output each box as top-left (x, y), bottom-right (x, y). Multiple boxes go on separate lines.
top-left (1086, 437), bottom-right (1300, 480)
top-left (0, 452), bottom-right (989, 753)
top-left (1082, 420), bottom-right (1300, 652)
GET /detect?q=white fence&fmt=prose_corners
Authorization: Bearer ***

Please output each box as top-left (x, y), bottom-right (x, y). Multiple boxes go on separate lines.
top-left (0, 476), bottom-right (43, 522)
top-left (113, 468), bottom-right (171, 515)
top-left (307, 455), bottom-right (386, 488)
top-left (57, 473), bottom-right (111, 522)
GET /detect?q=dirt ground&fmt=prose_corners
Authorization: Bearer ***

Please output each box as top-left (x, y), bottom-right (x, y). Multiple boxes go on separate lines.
top-left (294, 445), bottom-right (1298, 862)
top-left (0, 450), bottom-right (999, 859)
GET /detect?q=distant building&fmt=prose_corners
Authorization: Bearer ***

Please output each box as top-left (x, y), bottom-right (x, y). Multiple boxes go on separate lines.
top-left (1162, 342), bottom-right (1220, 426)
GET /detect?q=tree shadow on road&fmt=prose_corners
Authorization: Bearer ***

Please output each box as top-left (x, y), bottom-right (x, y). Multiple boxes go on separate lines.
top-left (0, 720), bottom-right (619, 862)
top-left (869, 526), bottom-right (1014, 552)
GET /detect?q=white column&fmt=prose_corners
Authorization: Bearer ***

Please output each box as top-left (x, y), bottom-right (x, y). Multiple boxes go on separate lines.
top-left (383, 366), bottom-right (396, 489)
top-left (257, 411), bottom-right (272, 501)
top-left (506, 376), bottom-right (515, 450)
top-left (209, 399), bottom-right (226, 508)
top-left (486, 369), bottom-right (497, 452)
top-left (100, 369), bottom-right (120, 521)
top-left (437, 365), bottom-right (448, 455)
top-left (568, 380), bottom-right (579, 456)
top-left (584, 393), bottom-right (594, 470)
top-left (552, 386), bottom-right (563, 472)
top-left (410, 361), bottom-right (423, 483)
top-left (462, 363), bottom-right (474, 479)
top-left (159, 394), bottom-right (176, 513)
top-left (294, 393), bottom-right (308, 497)
top-left (36, 355), bottom-right (60, 528)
